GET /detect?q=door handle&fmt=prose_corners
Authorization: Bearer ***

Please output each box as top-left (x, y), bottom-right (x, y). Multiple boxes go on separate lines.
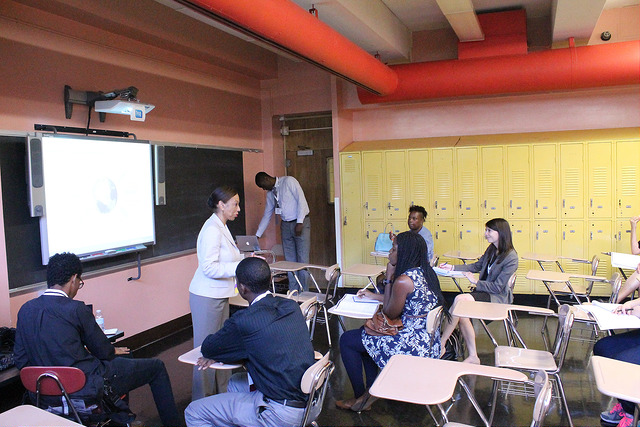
top-left (510, 200), bottom-right (512, 209)
top-left (536, 200), bottom-right (539, 208)
top-left (459, 201), bottom-right (462, 209)
top-left (436, 231), bottom-right (439, 239)
top-left (536, 231), bottom-right (539, 240)
top-left (590, 232), bottom-right (593, 240)
top-left (366, 231), bottom-right (369, 239)
top-left (590, 198), bottom-right (593, 208)
top-left (484, 200), bottom-right (487, 209)
top-left (343, 216), bottom-right (347, 226)
top-left (562, 199), bottom-right (565, 208)
top-left (563, 231), bottom-right (565, 240)
top-left (387, 202), bottom-right (391, 210)
top-left (364, 202), bottom-right (368, 209)
top-left (459, 231), bottom-right (462, 239)
top-left (435, 201), bottom-right (438, 209)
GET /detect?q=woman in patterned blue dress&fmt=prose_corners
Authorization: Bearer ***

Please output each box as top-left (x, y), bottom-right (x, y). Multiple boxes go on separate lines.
top-left (335, 232), bottom-right (448, 412)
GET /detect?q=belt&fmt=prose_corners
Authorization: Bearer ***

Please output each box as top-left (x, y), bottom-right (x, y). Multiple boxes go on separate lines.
top-left (263, 397), bottom-right (307, 408)
top-left (282, 215), bottom-right (309, 223)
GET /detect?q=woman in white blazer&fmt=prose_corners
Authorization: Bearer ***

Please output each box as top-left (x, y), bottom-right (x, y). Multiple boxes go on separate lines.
top-left (189, 186), bottom-right (243, 401)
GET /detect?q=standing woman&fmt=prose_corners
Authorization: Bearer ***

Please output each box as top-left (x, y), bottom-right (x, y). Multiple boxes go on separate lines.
top-left (189, 186), bottom-right (243, 400)
top-left (439, 218), bottom-right (518, 364)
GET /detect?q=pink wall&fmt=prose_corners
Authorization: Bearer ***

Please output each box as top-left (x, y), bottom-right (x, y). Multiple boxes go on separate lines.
top-left (340, 85), bottom-right (640, 141)
top-left (0, 15), bottom-right (268, 333)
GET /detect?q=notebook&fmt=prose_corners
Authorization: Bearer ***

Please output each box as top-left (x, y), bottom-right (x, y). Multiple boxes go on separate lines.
top-left (236, 235), bottom-right (261, 253)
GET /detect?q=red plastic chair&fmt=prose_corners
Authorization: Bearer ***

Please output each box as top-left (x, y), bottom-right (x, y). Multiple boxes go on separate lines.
top-left (20, 366), bottom-right (86, 424)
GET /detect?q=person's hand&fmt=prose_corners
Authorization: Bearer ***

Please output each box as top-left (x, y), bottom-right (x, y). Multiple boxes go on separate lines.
top-left (196, 357), bottom-right (216, 370)
top-left (631, 216), bottom-right (640, 227)
top-left (357, 288), bottom-right (375, 299)
top-left (250, 252), bottom-right (266, 260)
top-left (385, 262), bottom-right (396, 282)
top-left (295, 223), bottom-right (303, 236)
top-left (388, 231), bottom-right (396, 241)
top-left (438, 262), bottom-right (453, 271)
top-left (614, 301), bottom-right (640, 318)
top-left (462, 271), bottom-right (477, 285)
top-left (114, 347), bottom-right (130, 355)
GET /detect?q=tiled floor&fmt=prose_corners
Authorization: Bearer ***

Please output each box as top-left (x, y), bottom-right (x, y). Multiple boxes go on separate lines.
top-left (128, 298), bottom-right (613, 427)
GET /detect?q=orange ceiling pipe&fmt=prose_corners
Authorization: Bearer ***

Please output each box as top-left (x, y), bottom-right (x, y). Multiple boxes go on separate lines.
top-left (183, 0), bottom-right (398, 95)
top-left (358, 40), bottom-right (640, 104)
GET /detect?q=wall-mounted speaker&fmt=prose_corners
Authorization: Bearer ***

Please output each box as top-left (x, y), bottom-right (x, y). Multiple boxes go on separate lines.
top-left (154, 145), bottom-right (166, 205)
top-left (27, 135), bottom-right (45, 217)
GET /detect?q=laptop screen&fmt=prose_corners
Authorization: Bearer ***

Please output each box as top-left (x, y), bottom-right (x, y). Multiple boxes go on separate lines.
top-left (236, 235), bottom-right (260, 252)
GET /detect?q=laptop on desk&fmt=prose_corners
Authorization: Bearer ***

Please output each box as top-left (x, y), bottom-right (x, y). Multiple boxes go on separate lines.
top-left (236, 235), bottom-right (261, 253)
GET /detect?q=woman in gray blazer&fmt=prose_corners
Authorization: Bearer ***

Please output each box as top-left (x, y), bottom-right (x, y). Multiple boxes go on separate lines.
top-left (438, 218), bottom-right (518, 364)
top-left (189, 186), bottom-right (244, 400)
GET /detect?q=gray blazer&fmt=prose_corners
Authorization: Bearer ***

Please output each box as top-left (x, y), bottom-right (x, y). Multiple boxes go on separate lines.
top-left (455, 247), bottom-right (518, 304)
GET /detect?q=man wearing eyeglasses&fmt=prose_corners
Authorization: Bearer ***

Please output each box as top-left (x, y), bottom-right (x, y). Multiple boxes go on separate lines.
top-left (13, 252), bottom-right (181, 426)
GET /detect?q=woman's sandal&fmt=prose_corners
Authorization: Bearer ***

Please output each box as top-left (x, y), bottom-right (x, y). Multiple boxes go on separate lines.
top-left (335, 398), bottom-right (357, 410)
top-left (350, 391), bottom-right (377, 413)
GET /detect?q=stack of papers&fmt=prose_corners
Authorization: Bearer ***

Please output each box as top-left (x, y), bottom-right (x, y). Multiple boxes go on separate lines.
top-left (329, 294), bottom-right (380, 319)
top-left (575, 301), bottom-right (640, 330)
top-left (433, 267), bottom-right (466, 278)
top-left (611, 252), bottom-right (640, 270)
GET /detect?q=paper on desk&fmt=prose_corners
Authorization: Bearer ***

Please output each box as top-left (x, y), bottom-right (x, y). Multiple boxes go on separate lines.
top-left (332, 294), bottom-right (380, 317)
top-left (433, 267), bottom-right (466, 278)
top-left (576, 301), bottom-right (640, 330)
top-left (611, 252), bottom-right (640, 270)
top-left (104, 328), bottom-right (118, 335)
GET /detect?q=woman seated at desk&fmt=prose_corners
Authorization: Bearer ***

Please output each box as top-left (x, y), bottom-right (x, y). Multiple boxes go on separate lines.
top-left (439, 218), bottom-right (518, 364)
top-left (336, 232), bottom-right (448, 412)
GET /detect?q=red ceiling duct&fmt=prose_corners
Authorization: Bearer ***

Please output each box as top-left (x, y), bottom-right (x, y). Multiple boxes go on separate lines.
top-left (181, 0), bottom-right (398, 96)
top-left (358, 40), bottom-right (640, 104)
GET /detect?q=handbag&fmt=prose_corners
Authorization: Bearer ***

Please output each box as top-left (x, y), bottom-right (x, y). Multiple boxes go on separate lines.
top-left (364, 307), bottom-right (403, 336)
top-left (373, 223), bottom-right (394, 252)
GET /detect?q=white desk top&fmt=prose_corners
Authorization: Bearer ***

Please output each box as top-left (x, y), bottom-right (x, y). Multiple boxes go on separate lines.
top-left (443, 251), bottom-right (482, 261)
top-left (451, 300), bottom-right (554, 321)
top-left (370, 354), bottom-right (527, 406)
top-left (370, 251), bottom-right (390, 258)
top-left (178, 346), bottom-right (242, 370)
top-left (269, 261), bottom-right (310, 272)
top-left (0, 405), bottom-right (84, 427)
top-left (342, 263), bottom-right (385, 277)
top-left (525, 269), bottom-right (571, 282)
top-left (521, 252), bottom-right (560, 262)
top-left (592, 355), bottom-right (640, 404)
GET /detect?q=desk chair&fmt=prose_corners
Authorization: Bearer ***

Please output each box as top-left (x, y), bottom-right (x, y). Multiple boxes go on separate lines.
top-left (488, 370), bottom-right (552, 427)
top-left (20, 366), bottom-right (85, 424)
top-left (571, 272), bottom-right (623, 344)
top-left (289, 265), bottom-right (341, 346)
top-left (299, 352), bottom-right (334, 427)
top-left (494, 305), bottom-right (576, 427)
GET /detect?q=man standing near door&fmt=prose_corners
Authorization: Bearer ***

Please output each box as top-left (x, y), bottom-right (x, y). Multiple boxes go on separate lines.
top-left (255, 172), bottom-right (310, 291)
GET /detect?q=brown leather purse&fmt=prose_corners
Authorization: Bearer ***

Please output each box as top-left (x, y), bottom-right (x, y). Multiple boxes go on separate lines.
top-left (364, 307), bottom-right (403, 336)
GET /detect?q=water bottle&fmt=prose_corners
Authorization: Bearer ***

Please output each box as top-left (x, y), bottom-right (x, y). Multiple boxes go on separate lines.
top-left (95, 310), bottom-right (105, 331)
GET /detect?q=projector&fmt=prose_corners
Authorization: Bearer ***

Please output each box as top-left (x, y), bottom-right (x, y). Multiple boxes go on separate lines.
top-left (94, 100), bottom-right (155, 122)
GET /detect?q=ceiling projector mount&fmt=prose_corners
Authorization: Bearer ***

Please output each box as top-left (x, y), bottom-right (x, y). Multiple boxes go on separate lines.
top-left (64, 85), bottom-right (155, 123)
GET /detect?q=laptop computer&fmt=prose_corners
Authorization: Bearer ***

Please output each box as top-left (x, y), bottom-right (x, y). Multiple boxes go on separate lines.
top-left (236, 235), bottom-right (261, 253)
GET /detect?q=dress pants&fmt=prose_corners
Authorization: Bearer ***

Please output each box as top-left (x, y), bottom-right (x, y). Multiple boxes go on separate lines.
top-left (185, 372), bottom-right (306, 427)
top-left (280, 216), bottom-right (311, 291)
top-left (108, 356), bottom-right (181, 426)
top-left (190, 292), bottom-right (231, 401)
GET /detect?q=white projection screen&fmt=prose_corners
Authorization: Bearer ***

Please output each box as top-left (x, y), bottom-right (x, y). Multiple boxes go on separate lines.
top-left (39, 134), bottom-right (155, 264)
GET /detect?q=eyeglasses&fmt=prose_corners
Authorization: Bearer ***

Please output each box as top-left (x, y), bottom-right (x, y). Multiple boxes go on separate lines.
top-left (78, 278), bottom-right (84, 289)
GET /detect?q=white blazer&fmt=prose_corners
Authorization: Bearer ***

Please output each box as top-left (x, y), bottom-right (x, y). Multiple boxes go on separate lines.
top-left (189, 213), bottom-right (244, 299)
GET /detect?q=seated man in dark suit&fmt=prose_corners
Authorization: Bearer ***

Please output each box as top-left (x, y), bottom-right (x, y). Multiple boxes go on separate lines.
top-left (13, 252), bottom-right (181, 426)
top-left (185, 257), bottom-right (316, 427)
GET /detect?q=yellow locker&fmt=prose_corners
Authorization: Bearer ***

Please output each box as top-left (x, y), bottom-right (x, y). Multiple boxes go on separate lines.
top-left (509, 220), bottom-right (532, 294)
top-left (340, 153), bottom-right (364, 286)
top-left (384, 150), bottom-right (407, 221)
top-left (364, 221), bottom-right (385, 265)
top-left (458, 221), bottom-right (484, 256)
top-left (481, 146), bottom-right (505, 218)
top-left (614, 219), bottom-right (634, 253)
top-left (434, 220), bottom-right (458, 292)
top-left (559, 221), bottom-right (586, 276)
top-left (431, 148), bottom-right (455, 219)
top-left (506, 145), bottom-right (531, 219)
top-left (588, 220), bottom-right (613, 295)
top-left (362, 151), bottom-right (384, 220)
top-left (407, 149), bottom-right (430, 210)
top-left (456, 147), bottom-right (480, 218)
top-left (615, 140), bottom-right (640, 218)
top-left (532, 221), bottom-right (558, 294)
top-left (587, 142), bottom-right (613, 218)
top-left (559, 144), bottom-right (584, 218)
top-left (532, 144), bottom-right (557, 219)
